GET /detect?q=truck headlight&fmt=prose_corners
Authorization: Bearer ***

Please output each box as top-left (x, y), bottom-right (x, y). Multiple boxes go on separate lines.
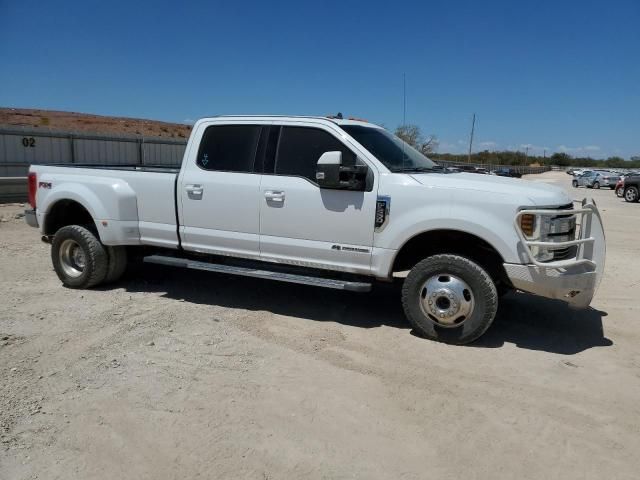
top-left (519, 212), bottom-right (577, 262)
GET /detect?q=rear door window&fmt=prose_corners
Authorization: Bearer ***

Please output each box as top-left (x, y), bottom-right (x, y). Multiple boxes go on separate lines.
top-left (196, 125), bottom-right (261, 173)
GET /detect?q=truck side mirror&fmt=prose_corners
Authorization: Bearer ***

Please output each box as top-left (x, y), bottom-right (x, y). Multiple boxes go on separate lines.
top-left (316, 151), bottom-right (368, 190)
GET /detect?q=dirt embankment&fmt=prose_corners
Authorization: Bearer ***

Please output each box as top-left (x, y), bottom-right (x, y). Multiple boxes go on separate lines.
top-left (0, 108), bottom-right (191, 139)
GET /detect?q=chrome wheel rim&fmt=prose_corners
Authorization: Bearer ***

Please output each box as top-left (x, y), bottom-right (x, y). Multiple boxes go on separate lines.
top-left (419, 274), bottom-right (474, 328)
top-left (59, 239), bottom-right (86, 278)
top-left (625, 188), bottom-right (637, 202)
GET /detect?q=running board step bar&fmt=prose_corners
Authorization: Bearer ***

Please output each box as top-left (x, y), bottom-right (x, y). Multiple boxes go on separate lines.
top-left (143, 255), bottom-right (372, 292)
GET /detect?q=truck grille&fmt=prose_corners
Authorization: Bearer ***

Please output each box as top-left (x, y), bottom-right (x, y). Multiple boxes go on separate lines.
top-left (549, 203), bottom-right (577, 261)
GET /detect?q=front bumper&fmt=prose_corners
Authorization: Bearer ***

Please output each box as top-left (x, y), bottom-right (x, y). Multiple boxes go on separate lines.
top-left (508, 198), bottom-right (606, 308)
top-left (504, 263), bottom-right (597, 308)
top-left (24, 209), bottom-right (38, 228)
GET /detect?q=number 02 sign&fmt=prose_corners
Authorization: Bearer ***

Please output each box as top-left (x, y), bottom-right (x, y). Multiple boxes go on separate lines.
top-left (22, 137), bottom-right (36, 147)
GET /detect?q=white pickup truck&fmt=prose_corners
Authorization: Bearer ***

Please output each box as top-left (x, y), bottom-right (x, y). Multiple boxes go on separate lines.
top-left (25, 116), bottom-right (606, 344)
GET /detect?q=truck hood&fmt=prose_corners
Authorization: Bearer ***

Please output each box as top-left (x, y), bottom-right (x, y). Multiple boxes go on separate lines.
top-left (409, 172), bottom-right (572, 207)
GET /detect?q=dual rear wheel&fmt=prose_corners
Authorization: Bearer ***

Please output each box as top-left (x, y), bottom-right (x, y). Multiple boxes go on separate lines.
top-left (51, 225), bottom-right (127, 288)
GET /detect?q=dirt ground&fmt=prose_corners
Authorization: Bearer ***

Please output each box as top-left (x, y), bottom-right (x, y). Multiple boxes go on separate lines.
top-left (1, 171), bottom-right (639, 480)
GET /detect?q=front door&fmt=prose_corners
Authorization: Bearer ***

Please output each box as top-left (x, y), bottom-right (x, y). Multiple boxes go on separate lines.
top-left (259, 124), bottom-right (377, 274)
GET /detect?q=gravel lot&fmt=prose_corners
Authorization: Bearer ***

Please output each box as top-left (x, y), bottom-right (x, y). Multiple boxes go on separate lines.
top-left (1, 171), bottom-right (639, 479)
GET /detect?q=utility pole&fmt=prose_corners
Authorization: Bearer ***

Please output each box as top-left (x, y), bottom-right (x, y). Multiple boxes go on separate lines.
top-left (467, 113), bottom-right (475, 163)
top-left (525, 145), bottom-right (529, 165)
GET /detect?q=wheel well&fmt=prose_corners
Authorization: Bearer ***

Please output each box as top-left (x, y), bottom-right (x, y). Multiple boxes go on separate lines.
top-left (44, 200), bottom-right (96, 237)
top-left (392, 229), bottom-right (509, 286)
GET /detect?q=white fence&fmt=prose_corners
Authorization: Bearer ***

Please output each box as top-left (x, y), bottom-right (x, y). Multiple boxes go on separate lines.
top-left (0, 127), bottom-right (187, 202)
top-left (0, 126), bottom-right (187, 177)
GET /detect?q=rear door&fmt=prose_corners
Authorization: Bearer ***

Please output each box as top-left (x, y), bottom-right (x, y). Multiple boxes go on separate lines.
top-left (258, 123), bottom-right (378, 274)
top-left (178, 122), bottom-right (265, 259)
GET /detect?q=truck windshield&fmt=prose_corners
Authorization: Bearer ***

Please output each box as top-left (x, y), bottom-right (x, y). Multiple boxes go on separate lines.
top-left (341, 125), bottom-right (437, 172)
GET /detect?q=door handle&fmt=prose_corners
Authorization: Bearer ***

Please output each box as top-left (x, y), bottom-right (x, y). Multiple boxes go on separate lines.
top-left (185, 184), bottom-right (203, 199)
top-left (264, 190), bottom-right (285, 202)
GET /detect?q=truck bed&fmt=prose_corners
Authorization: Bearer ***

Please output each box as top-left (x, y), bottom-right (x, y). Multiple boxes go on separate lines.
top-left (31, 163), bottom-right (180, 248)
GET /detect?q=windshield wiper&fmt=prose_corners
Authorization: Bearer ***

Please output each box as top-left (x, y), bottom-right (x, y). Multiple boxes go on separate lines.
top-left (390, 166), bottom-right (436, 173)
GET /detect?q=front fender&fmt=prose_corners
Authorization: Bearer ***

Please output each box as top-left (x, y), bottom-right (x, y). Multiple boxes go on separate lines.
top-left (375, 190), bottom-right (521, 265)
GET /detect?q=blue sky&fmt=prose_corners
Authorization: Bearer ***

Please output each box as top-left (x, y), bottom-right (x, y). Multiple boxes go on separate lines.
top-left (1, 0), bottom-right (638, 159)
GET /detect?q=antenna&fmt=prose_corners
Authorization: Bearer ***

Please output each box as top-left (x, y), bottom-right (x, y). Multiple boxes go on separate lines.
top-left (402, 73), bottom-right (407, 169)
top-left (403, 73), bottom-right (406, 127)
top-left (467, 113), bottom-right (476, 163)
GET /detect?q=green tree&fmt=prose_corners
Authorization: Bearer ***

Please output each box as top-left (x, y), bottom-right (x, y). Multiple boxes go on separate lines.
top-left (549, 152), bottom-right (571, 166)
top-left (395, 124), bottom-right (439, 155)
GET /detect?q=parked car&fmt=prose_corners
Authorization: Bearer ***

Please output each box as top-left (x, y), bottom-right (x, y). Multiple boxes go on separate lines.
top-left (616, 171), bottom-right (640, 197)
top-left (595, 171), bottom-right (620, 189)
top-left (574, 171), bottom-right (620, 189)
top-left (622, 174), bottom-right (640, 202)
top-left (492, 168), bottom-right (522, 178)
top-left (572, 171), bottom-right (590, 187)
top-left (24, 115), bottom-right (606, 345)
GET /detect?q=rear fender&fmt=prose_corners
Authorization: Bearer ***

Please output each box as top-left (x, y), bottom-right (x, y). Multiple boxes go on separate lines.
top-left (38, 176), bottom-right (139, 243)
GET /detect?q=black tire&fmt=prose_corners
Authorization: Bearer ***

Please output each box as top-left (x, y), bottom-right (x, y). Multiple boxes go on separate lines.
top-left (593, 181), bottom-right (600, 189)
top-left (609, 186), bottom-right (615, 190)
top-left (51, 225), bottom-right (108, 288)
top-left (616, 186), bottom-right (624, 197)
top-left (105, 246), bottom-right (128, 283)
top-left (624, 186), bottom-right (639, 203)
top-left (401, 254), bottom-right (498, 345)
top-left (572, 180), bottom-right (578, 188)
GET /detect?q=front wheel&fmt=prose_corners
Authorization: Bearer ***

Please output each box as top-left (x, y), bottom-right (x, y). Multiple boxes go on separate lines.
top-left (401, 254), bottom-right (498, 344)
top-left (593, 181), bottom-right (600, 189)
top-left (625, 186), bottom-right (639, 203)
top-left (51, 225), bottom-right (108, 288)
top-left (572, 180), bottom-right (578, 188)
top-left (616, 186), bottom-right (624, 197)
